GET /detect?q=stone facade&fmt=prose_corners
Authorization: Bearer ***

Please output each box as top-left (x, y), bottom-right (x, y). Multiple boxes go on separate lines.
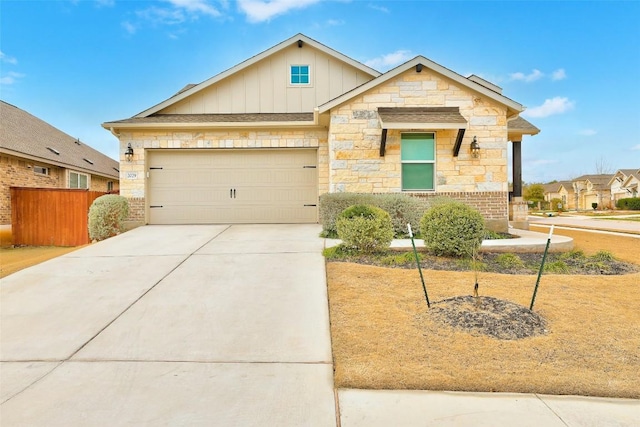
top-left (118, 129), bottom-right (328, 221)
top-left (324, 68), bottom-right (510, 230)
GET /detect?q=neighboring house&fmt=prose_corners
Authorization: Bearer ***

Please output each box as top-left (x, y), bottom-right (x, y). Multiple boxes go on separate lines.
top-left (102, 34), bottom-right (539, 232)
top-left (543, 181), bottom-right (573, 210)
top-left (609, 169), bottom-right (640, 204)
top-left (572, 174), bottom-right (613, 210)
top-left (0, 100), bottom-right (120, 242)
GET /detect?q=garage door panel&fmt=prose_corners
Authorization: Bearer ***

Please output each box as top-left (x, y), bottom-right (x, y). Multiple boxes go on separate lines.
top-left (148, 149), bottom-right (318, 224)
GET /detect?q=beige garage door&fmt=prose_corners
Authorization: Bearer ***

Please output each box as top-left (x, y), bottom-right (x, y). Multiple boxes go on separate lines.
top-left (147, 149), bottom-right (318, 224)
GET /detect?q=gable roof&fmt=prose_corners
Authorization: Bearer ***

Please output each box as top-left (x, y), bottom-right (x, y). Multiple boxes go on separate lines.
top-left (134, 34), bottom-right (381, 118)
top-left (1, 101), bottom-right (119, 179)
top-left (318, 55), bottom-right (524, 117)
top-left (608, 168), bottom-right (639, 185)
top-left (573, 174), bottom-right (613, 189)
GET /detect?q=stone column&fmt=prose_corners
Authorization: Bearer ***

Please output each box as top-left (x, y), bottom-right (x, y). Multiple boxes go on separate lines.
top-left (509, 140), bottom-right (528, 229)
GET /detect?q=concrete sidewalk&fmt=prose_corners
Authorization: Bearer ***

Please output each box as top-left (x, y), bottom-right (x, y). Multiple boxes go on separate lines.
top-left (2, 224), bottom-right (638, 426)
top-left (529, 214), bottom-right (640, 236)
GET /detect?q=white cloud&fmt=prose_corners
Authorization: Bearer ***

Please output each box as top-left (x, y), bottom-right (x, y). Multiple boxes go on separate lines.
top-left (237, 0), bottom-right (322, 23)
top-left (326, 19), bottom-right (344, 26)
top-left (551, 68), bottom-right (566, 81)
top-left (579, 129), bottom-right (597, 136)
top-left (136, 6), bottom-right (186, 25)
top-left (164, 0), bottom-right (221, 17)
top-left (509, 69), bottom-right (544, 83)
top-left (0, 51), bottom-right (17, 65)
top-left (122, 21), bottom-right (137, 34)
top-left (365, 50), bottom-right (413, 71)
top-left (0, 71), bottom-right (25, 85)
top-left (522, 97), bottom-right (575, 118)
top-left (368, 3), bottom-right (389, 13)
top-left (95, 0), bottom-right (115, 7)
top-left (631, 144), bottom-right (640, 151)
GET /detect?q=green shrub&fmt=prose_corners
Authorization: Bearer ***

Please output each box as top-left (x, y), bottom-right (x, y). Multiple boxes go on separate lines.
top-left (336, 205), bottom-right (394, 253)
top-left (591, 250), bottom-right (616, 262)
top-left (560, 249), bottom-right (586, 261)
top-left (616, 197), bottom-right (640, 210)
top-left (88, 195), bottom-right (129, 241)
top-left (496, 253), bottom-right (525, 269)
top-left (419, 201), bottom-right (485, 257)
top-left (319, 193), bottom-right (425, 237)
top-left (544, 260), bottom-right (570, 274)
top-left (550, 197), bottom-right (564, 212)
top-left (380, 251), bottom-right (419, 266)
top-left (375, 193), bottom-right (425, 237)
top-left (322, 245), bottom-right (354, 260)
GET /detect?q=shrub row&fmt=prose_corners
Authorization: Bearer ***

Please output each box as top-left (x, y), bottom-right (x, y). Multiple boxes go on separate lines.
top-left (616, 197), bottom-right (640, 210)
top-left (330, 197), bottom-right (486, 258)
top-left (320, 193), bottom-right (435, 237)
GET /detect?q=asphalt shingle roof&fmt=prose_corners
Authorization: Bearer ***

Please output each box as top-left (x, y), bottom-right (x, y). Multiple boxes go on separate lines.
top-left (1, 101), bottom-right (119, 179)
top-left (107, 112), bottom-right (315, 125)
top-left (377, 107), bottom-right (467, 126)
top-left (508, 117), bottom-right (540, 135)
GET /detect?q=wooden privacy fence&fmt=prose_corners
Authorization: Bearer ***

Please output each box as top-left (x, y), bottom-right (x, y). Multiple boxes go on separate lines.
top-left (10, 187), bottom-right (107, 246)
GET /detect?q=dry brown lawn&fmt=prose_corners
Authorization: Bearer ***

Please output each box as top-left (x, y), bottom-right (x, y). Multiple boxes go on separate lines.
top-left (327, 230), bottom-right (640, 398)
top-left (0, 246), bottom-right (82, 278)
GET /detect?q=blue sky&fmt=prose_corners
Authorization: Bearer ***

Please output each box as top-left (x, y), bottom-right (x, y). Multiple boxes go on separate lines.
top-left (1, 0), bottom-right (639, 183)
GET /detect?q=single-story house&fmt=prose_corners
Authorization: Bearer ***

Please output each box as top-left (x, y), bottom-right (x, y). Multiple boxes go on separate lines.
top-left (0, 100), bottom-right (120, 244)
top-left (543, 181), bottom-right (574, 210)
top-left (102, 34), bottom-right (539, 232)
top-left (609, 169), bottom-right (639, 203)
top-left (572, 174), bottom-right (613, 210)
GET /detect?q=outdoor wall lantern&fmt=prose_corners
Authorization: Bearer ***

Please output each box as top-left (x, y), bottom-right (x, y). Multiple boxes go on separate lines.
top-left (125, 143), bottom-right (134, 162)
top-left (470, 136), bottom-right (480, 158)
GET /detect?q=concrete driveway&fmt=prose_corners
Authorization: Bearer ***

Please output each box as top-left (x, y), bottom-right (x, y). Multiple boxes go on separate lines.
top-left (1, 225), bottom-right (336, 426)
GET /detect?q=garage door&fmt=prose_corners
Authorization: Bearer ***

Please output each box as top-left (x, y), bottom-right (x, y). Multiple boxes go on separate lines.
top-left (147, 149), bottom-right (318, 224)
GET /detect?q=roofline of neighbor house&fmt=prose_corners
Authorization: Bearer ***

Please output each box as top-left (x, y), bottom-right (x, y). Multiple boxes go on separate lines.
top-left (318, 56), bottom-right (525, 117)
top-left (133, 34), bottom-right (382, 118)
top-left (0, 147), bottom-right (119, 180)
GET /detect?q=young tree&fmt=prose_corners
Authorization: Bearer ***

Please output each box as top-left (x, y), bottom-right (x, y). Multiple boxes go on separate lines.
top-left (524, 183), bottom-right (545, 209)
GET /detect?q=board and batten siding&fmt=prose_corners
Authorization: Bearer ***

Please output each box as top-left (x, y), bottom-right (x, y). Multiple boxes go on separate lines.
top-left (160, 44), bottom-right (375, 114)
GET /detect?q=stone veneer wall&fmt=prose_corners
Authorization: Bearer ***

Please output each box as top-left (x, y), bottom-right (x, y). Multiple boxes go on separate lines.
top-left (118, 129), bottom-right (328, 222)
top-left (324, 67), bottom-right (511, 230)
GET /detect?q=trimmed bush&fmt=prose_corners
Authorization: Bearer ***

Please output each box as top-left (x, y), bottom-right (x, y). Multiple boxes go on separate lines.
top-left (496, 253), bottom-right (525, 270)
top-left (88, 195), bottom-right (129, 241)
top-left (336, 205), bottom-right (394, 253)
top-left (616, 197), bottom-right (640, 210)
top-left (419, 201), bottom-right (485, 257)
top-left (319, 193), bottom-right (426, 237)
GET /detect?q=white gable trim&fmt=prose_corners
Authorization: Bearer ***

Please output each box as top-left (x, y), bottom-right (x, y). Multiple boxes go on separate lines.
top-left (318, 56), bottom-right (524, 116)
top-left (135, 34), bottom-right (381, 118)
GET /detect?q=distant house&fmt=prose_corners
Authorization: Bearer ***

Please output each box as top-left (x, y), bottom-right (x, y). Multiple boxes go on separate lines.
top-left (102, 33), bottom-right (539, 232)
top-left (572, 174), bottom-right (613, 210)
top-left (543, 181), bottom-right (573, 210)
top-left (609, 169), bottom-right (639, 204)
top-left (0, 100), bottom-right (120, 244)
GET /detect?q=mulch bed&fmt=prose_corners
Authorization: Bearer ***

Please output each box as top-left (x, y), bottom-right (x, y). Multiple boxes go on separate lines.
top-left (424, 295), bottom-right (548, 340)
